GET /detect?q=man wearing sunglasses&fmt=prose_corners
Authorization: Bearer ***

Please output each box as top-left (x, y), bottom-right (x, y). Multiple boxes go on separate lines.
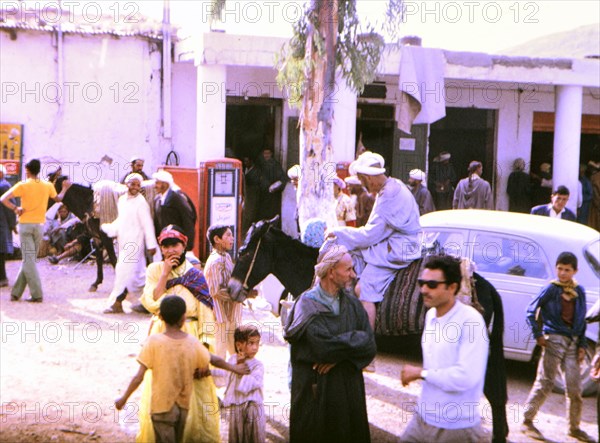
top-left (400, 255), bottom-right (490, 442)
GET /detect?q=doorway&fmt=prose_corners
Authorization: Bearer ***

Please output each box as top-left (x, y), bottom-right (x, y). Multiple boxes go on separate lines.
top-left (429, 107), bottom-right (497, 191)
top-left (225, 98), bottom-right (283, 164)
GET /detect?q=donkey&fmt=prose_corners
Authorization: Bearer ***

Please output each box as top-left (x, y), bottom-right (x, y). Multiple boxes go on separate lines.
top-left (228, 217), bottom-right (509, 442)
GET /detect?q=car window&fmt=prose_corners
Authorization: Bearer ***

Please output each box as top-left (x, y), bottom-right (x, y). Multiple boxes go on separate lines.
top-left (471, 232), bottom-right (549, 279)
top-left (420, 230), bottom-right (467, 258)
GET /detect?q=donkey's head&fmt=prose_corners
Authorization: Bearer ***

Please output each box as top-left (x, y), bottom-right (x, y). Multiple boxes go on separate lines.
top-left (228, 216), bottom-right (279, 302)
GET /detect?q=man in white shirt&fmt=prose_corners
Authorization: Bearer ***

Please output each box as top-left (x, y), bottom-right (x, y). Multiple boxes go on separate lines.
top-left (400, 255), bottom-right (490, 442)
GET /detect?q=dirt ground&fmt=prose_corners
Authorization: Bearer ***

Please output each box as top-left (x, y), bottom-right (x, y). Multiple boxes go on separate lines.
top-left (0, 257), bottom-right (598, 443)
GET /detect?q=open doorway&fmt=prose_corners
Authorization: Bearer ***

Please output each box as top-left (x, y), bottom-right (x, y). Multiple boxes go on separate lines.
top-left (429, 107), bottom-right (497, 190)
top-left (225, 97), bottom-right (283, 164)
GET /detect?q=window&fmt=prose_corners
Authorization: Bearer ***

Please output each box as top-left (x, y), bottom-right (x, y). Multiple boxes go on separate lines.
top-left (471, 232), bottom-right (549, 279)
top-left (420, 230), bottom-right (467, 258)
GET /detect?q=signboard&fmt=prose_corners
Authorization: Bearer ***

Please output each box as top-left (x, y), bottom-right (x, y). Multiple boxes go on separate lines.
top-left (1, 123), bottom-right (23, 161)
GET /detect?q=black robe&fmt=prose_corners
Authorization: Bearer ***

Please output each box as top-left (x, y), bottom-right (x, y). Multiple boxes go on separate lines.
top-left (284, 287), bottom-right (377, 443)
top-left (506, 170), bottom-right (532, 213)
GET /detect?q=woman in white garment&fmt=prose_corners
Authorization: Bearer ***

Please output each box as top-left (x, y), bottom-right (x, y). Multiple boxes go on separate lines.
top-left (102, 173), bottom-right (157, 314)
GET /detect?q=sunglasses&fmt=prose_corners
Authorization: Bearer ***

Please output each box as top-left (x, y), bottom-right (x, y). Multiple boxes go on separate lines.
top-left (417, 279), bottom-right (448, 289)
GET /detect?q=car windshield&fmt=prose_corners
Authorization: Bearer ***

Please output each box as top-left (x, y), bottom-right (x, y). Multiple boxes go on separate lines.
top-left (583, 239), bottom-right (600, 279)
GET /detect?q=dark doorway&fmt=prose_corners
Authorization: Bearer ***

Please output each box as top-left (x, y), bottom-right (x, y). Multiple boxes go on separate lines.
top-left (356, 104), bottom-right (396, 174)
top-left (225, 98), bottom-right (282, 164)
top-left (429, 107), bottom-right (497, 189)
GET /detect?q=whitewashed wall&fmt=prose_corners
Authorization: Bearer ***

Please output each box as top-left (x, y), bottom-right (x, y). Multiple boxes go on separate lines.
top-left (0, 30), bottom-right (170, 184)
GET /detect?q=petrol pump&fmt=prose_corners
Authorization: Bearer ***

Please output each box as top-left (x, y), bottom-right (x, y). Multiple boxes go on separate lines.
top-left (161, 159), bottom-right (243, 262)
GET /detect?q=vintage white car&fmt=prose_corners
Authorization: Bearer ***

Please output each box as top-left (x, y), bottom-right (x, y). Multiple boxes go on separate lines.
top-left (420, 210), bottom-right (600, 395)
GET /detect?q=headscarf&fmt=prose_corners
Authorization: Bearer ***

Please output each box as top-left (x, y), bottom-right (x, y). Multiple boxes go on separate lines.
top-left (551, 279), bottom-right (579, 301)
top-left (314, 243), bottom-right (349, 279)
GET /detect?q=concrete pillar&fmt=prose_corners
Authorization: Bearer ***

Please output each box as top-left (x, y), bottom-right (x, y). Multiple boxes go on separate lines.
top-left (195, 64), bottom-right (227, 163)
top-left (331, 72), bottom-right (358, 164)
top-left (552, 85), bottom-right (582, 213)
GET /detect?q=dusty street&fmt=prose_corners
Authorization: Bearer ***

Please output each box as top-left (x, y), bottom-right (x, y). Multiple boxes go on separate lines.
top-left (0, 258), bottom-right (598, 443)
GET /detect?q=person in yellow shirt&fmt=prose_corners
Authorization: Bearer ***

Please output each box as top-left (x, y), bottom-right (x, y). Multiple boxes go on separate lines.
top-left (0, 159), bottom-right (69, 302)
top-left (115, 295), bottom-right (211, 443)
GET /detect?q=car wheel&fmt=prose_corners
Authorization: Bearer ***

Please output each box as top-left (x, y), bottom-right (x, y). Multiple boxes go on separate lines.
top-left (552, 341), bottom-right (597, 397)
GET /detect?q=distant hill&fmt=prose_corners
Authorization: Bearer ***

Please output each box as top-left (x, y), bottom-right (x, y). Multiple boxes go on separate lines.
top-left (500, 23), bottom-right (599, 59)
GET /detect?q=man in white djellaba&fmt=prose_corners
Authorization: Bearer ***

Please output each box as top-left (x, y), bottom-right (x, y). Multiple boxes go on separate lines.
top-left (327, 152), bottom-right (422, 334)
top-left (102, 173), bottom-right (157, 314)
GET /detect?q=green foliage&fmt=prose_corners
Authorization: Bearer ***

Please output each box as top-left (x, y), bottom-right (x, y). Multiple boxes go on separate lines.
top-left (276, 0), bottom-right (401, 106)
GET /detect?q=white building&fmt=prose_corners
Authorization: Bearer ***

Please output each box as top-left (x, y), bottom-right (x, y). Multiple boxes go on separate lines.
top-left (1, 8), bottom-right (599, 211)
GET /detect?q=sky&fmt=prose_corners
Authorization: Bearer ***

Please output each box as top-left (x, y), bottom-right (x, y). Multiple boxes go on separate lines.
top-left (145, 0), bottom-right (600, 54)
top-left (13, 1), bottom-right (600, 54)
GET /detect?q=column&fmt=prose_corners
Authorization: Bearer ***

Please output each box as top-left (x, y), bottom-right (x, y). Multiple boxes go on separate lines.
top-left (195, 64), bottom-right (227, 163)
top-left (553, 85), bottom-right (582, 213)
top-left (331, 72), bottom-right (358, 165)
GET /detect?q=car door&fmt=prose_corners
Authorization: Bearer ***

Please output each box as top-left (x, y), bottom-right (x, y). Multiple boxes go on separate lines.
top-left (468, 230), bottom-right (552, 358)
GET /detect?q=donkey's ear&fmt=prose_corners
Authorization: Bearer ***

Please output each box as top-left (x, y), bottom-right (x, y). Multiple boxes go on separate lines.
top-left (268, 215), bottom-right (280, 225)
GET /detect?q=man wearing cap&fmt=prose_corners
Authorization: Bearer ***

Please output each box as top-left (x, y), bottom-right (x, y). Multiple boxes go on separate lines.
top-left (345, 175), bottom-right (375, 228)
top-left (408, 169), bottom-right (436, 215)
top-left (327, 151), bottom-right (422, 332)
top-left (334, 176), bottom-right (356, 227)
top-left (102, 173), bottom-right (157, 314)
top-left (281, 165), bottom-right (301, 239)
top-left (120, 156), bottom-right (148, 183)
top-left (429, 151), bottom-right (457, 210)
top-left (284, 243), bottom-right (376, 443)
top-left (152, 170), bottom-right (196, 252)
top-left (1, 159), bottom-right (70, 302)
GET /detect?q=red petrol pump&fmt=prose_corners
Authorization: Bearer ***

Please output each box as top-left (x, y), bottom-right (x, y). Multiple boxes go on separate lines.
top-left (161, 159), bottom-right (243, 262)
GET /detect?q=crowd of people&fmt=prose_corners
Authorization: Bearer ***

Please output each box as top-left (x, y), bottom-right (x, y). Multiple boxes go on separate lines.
top-left (1, 153), bottom-right (598, 443)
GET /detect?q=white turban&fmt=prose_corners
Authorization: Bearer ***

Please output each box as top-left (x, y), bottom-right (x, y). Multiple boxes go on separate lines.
top-left (130, 156), bottom-right (143, 163)
top-left (344, 175), bottom-right (361, 186)
top-left (332, 176), bottom-right (346, 189)
top-left (349, 151), bottom-right (385, 176)
top-left (287, 164), bottom-right (301, 179)
top-left (409, 169), bottom-right (425, 181)
top-left (124, 173), bottom-right (143, 184)
top-left (152, 170), bottom-right (174, 186)
top-left (314, 243), bottom-right (349, 279)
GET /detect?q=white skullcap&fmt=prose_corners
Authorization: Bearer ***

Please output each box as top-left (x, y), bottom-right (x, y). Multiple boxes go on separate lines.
top-left (124, 173), bottom-right (143, 184)
top-left (433, 152), bottom-right (451, 162)
top-left (152, 170), bottom-right (174, 185)
top-left (344, 175), bottom-right (361, 186)
top-left (332, 176), bottom-right (346, 189)
top-left (314, 243), bottom-right (349, 279)
top-left (287, 164), bottom-right (301, 179)
top-left (349, 151), bottom-right (386, 176)
top-left (409, 169), bottom-right (425, 181)
top-left (130, 156), bottom-right (144, 163)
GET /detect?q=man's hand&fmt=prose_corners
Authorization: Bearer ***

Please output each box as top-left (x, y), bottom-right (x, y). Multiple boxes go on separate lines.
top-left (590, 353), bottom-right (600, 381)
top-left (214, 289), bottom-right (231, 301)
top-left (401, 364), bottom-right (423, 387)
top-left (535, 336), bottom-right (546, 347)
top-left (324, 230), bottom-right (336, 240)
top-left (163, 254), bottom-right (180, 273)
top-left (115, 397), bottom-right (127, 411)
top-left (147, 248), bottom-right (156, 256)
top-left (313, 363), bottom-right (336, 375)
